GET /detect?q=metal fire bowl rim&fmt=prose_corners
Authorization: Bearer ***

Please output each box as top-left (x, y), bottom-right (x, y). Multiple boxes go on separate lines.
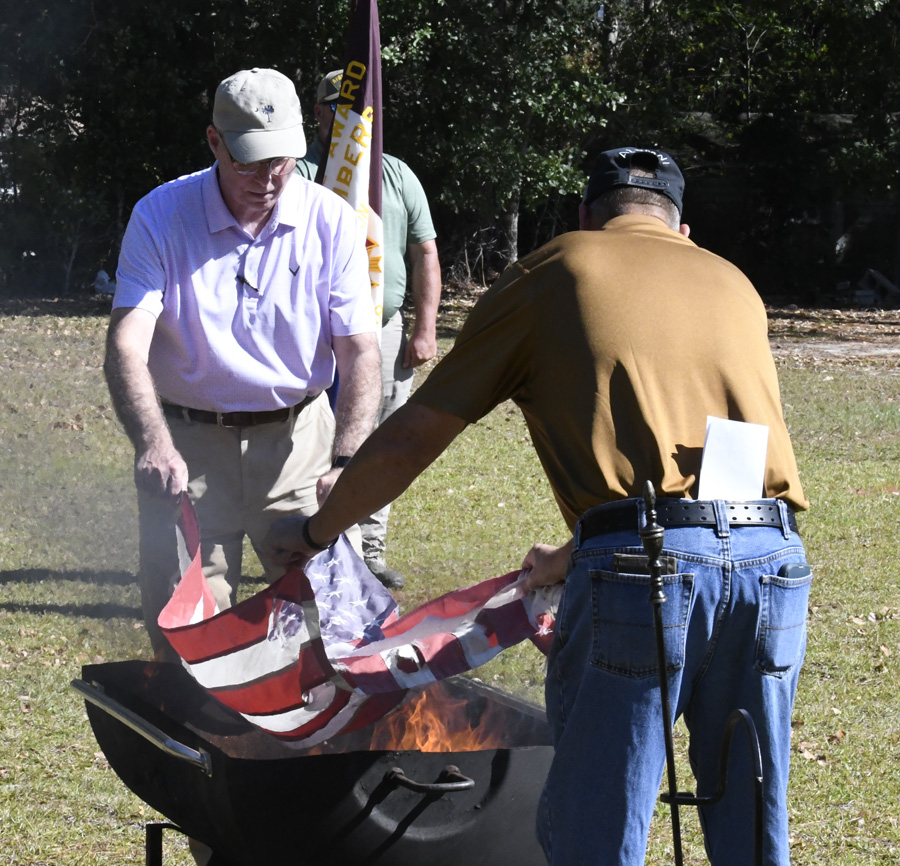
top-left (78, 659), bottom-right (552, 760)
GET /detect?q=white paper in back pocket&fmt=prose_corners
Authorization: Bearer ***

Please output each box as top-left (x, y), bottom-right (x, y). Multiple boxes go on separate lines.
top-left (697, 416), bottom-right (769, 501)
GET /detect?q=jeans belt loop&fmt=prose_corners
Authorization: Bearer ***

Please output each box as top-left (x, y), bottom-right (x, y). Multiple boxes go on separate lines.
top-left (637, 496), bottom-right (649, 532)
top-left (712, 500), bottom-right (731, 538)
top-left (777, 499), bottom-right (791, 539)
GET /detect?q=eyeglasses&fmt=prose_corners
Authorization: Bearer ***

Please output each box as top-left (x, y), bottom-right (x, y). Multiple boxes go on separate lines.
top-left (319, 101), bottom-right (338, 112)
top-left (230, 155), bottom-right (296, 177)
top-left (218, 134), bottom-right (296, 177)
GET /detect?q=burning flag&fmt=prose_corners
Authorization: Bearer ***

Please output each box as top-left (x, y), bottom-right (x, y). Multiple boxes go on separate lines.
top-left (159, 499), bottom-right (559, 747)
top-left (316, 0), bottom-right (384, 327)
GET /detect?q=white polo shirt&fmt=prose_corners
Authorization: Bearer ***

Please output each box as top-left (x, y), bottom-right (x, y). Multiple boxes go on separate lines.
top-left (114, 165), bottom-right (375, 412)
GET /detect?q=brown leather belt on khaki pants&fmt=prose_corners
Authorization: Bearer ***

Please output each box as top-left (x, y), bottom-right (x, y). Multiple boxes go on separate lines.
top-left (161, 393), bottom-right (316, 428)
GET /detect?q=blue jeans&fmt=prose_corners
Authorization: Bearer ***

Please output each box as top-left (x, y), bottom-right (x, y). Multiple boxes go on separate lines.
top-left (537, 499), bottom-right (810, 866)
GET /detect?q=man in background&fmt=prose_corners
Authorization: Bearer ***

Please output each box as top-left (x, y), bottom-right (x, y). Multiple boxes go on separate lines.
top-left (297, 68), bottom-right (442, 590)
top-left (266, 147), bottom-right (811, 866)
top-left (105, 67), bottom-right (381, 661)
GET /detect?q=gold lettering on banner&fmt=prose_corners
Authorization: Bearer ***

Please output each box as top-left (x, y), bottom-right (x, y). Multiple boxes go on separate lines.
top-left (350, 124), bottom-right (371, 148)
top-left (329, 116), bottom-right (346, 161)
top-left (346, 60), bottom-right (366, 79)
top-left (322, 77), bottom-right (381, 306)
top-left (337, 166), bottom-right (353, 187)
top-left (343, 145), bottom-right (362, 166)
top-left (366, 225), bottom-right (384, 295)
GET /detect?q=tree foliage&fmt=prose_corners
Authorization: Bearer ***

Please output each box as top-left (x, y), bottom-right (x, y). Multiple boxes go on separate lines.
top-left (599, 0), bottom-right (900, 295)
top-left (1, 0), bottom-right (899, 297)
top-left (378, 1), bottom-right (618, 264)
top-left (0, 0), bottom-right (345, 294)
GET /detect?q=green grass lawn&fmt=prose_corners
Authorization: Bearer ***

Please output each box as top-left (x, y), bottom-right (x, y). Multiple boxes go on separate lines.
top-left (0, 301), bottom-right (898, 864)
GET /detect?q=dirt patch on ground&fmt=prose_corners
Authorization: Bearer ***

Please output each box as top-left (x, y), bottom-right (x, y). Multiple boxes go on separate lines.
top-left (438, 286), bottom-right (900, 368)
top-left (767, 306), bottom-right (900, 369)
top-left (3, 294), bottom-right (900, 369)
top-left (0, 296), bottom-right (114, 318)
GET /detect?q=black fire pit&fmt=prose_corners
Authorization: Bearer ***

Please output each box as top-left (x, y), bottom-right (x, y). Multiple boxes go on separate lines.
top-left (73, 660), bottom-right (553, 866)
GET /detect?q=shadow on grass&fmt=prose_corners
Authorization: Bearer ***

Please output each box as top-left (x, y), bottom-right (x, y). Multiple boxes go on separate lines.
top-left (0, 296), bottom-right (112, 318)
top-left (0, 600), bottom-right (141, 619)
top-left (0, 568), bottom-right (134, 586)
top-left (0, 568), bottom-right (141, 618)
top-left (0, 569), bottom-right (286, 619)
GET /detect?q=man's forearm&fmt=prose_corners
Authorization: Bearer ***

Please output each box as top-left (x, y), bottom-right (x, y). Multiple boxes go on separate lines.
top-left (104, 308), bottom-right (187, 498)
top-left (407, 240), bottom-right (441, 365)
top-left (331, 332), bottom-right (382, 458)
top-left (104, 313), bottom-right (170, 452)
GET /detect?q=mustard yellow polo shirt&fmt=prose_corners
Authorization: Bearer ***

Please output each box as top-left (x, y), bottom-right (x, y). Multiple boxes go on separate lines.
top-left (411, 215), bottom-right (807, 530)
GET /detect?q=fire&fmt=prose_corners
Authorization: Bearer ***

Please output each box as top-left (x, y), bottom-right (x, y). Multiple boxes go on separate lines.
top-left (365, 681), bottom-right (509, 753)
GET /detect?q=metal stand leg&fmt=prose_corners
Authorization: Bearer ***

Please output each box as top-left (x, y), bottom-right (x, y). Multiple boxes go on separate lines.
top-left (639, 482), bottom-right (685, 865)
top-left (640, 482), bottom-right (765, 866)
top-left (145, 822), bottom-right (185, 866)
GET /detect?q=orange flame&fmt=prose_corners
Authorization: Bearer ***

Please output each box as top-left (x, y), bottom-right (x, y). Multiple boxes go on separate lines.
top-left (365, 682), bottom-right (509, 753)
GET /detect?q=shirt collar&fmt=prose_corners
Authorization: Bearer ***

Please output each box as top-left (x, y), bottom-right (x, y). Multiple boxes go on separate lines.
top-left (203, 163), bottom-right (235, 234)
top-left (273, 172), bottom-right (302, 230)
top-left (601, 213), bottom-right (689, 239)
top-left (202, 162), bottom-right (302, 234)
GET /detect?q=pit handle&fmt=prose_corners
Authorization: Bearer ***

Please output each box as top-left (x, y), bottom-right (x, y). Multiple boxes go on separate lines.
top-left (385, 764), bottom-right (475, 794)
top-left (71, 678), bottom-right (213, 777)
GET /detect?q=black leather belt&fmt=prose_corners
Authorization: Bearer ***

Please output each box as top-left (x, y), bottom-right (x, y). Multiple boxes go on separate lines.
top-left (162, 393), bottom-right (317, 428)
top-left (580, 499), bottom-right (798, 541)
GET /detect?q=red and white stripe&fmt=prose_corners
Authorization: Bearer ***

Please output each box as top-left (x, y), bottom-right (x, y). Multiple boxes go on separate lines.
top-left (159, 499), bottom-right (558, 745)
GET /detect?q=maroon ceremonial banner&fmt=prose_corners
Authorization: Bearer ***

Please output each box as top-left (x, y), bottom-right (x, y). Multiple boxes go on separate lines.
top-left (316, 0), bottom-right (385, 327)
top-left (158, 500), bottom-right (559, 747)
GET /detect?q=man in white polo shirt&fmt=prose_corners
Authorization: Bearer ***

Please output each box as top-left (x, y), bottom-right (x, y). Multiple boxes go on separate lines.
top-left (104, 67), bottom-right (381, 661)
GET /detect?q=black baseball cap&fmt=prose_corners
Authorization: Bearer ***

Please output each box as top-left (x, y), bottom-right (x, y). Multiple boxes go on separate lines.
top-left (583, 147), bottom-right (684, 215)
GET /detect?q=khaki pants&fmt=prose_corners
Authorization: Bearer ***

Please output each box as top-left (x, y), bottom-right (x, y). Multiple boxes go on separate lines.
top-left (137, 394), bottom-right (358, 656)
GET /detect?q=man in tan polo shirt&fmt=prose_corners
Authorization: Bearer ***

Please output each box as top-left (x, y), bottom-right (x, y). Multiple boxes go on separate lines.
top-left (265, 147), bottom-right (810, 866)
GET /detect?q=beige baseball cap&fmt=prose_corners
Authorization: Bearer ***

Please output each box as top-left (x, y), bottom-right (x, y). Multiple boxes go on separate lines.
top-left (213, 68), bottom-right (306, 162)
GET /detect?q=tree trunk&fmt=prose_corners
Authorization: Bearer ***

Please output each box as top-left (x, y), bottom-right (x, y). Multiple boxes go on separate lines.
top-left (500, 197), bottom-right (520, 268)
top-left (63, 223), bottom-right (81, 297)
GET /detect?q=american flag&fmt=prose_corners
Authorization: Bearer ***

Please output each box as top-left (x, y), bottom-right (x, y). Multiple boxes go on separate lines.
top-left (158, 499), bottom-right (559, 747)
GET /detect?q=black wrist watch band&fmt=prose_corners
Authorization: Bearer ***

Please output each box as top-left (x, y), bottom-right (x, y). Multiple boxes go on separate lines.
top-left (301, 518), bottom-right (336, 552)
top-left (331, 455), bottom-right (352, 469)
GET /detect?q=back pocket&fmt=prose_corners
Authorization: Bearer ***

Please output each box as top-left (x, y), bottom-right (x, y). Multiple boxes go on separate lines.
top-left (756, 567), bottom-right (812, 676)
top-left (590, 566), bottom-right (694, 679)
